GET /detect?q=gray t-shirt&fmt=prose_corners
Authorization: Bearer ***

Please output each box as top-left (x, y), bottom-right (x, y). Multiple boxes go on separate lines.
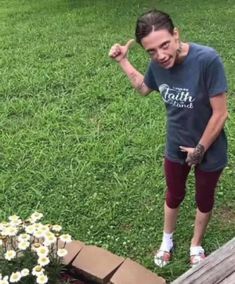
top-left (144, 43), bottom-right (228, 171)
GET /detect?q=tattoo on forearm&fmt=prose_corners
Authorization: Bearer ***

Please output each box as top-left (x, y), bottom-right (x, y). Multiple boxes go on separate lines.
top-left (186, 144), bottom-right (205, 165)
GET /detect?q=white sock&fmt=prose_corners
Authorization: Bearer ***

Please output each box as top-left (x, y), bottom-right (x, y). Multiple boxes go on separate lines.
top-left (190, 246), bottom-right (204, 256)
top-left (160, 232), bottom-right (174, 252)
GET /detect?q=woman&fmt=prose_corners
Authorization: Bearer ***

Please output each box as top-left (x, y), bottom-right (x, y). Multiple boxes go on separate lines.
top-left (108, 9), bottom-right (228, 267)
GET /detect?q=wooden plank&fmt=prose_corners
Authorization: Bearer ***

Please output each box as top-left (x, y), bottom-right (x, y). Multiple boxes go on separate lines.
top-left (219, 272), bottom-right (235, 284)
top-left (172, 237), bottom-right (235, 284)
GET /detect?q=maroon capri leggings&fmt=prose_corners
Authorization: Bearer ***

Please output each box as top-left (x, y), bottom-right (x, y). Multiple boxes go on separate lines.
top-left (164, 158), bottom-right (223, 213)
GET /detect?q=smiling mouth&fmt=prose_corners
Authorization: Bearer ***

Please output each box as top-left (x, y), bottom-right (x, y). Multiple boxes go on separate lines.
top-left (160, 58), bottom-right (171, 66)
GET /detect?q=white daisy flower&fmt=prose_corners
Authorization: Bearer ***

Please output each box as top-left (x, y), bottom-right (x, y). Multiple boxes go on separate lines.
top-left (39, 225), bottom-right (50, 234)
top-left (18, 241), bottom-right (30, 250)
top-left (10, 219), bottom-right (22, 227)
top-left (38, 256), bottom-right (50, 267)
top-left (59, 234), bottom-right (72, 243)
top-left (45, 231), bottom-right (56, 238)
top-left (30, 212), bottom-right (43, 223)
top-left (57, 248), bottom-right (68, 257)
top-left (32, 266), bottom-right (45, 276)
top-left (43, 232), bottom-right (56, 246)
top-left (9, 272), bottom-right (21, 283)
top-left (8, 215), bottom-right (20, 222)
top-left (33, 223), bottom-right (41, 230)
top-left (17, 233), bottom-right (31, 242)
top-left (52, 225), bottom-right (62, 232)
top-left (4, 250), bottom-right (16, 261)
top-left (0, 222), bottom-right (8, 231)
top-left (0, 279), bottom-right (9, 284)
top-left (21, 269), bottom-right (30, 277)
top-left (25, 224), bottom-right (36, 234)
top-left (32, 243), bottom-right (41, 252)
top-left (36, 246), bottom-right (49, 257)
top-left (33, 229), bottom-right (44, 239)
top-left (2, 226), bottom-right (18, 237)
top-left (36, 274), bottom-right (48, 284)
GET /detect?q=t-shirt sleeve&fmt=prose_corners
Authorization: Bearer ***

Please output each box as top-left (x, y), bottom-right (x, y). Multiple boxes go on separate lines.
top-left (205, 53), bottom-right (228, 97)
top-left (144, 63), bottom-right (159, 91)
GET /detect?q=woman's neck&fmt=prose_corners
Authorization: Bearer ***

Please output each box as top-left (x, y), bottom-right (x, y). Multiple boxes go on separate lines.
top-left (176, 42), bottom-right (190, 64)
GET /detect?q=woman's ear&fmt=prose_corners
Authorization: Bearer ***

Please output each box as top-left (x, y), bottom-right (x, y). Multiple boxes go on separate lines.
top-left (173, 27), bottom-right (180, 40)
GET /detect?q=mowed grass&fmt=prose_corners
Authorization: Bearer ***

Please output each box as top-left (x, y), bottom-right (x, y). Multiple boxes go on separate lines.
top-left (0, 0), bottom-right (235, 281)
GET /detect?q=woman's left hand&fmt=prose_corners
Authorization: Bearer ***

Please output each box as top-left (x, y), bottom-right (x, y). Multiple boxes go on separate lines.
top-left (179, 144), bottom-right (205, 166)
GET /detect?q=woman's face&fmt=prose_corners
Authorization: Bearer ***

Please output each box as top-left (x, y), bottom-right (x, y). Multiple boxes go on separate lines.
top-left (141, 28), bottom-right (180, 69)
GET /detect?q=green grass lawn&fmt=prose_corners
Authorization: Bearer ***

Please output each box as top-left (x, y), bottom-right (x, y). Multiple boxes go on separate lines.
top-left (0, 0), bottom-right (235, 282)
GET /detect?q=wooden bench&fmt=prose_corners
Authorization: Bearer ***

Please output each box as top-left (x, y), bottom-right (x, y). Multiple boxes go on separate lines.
top-left (172, 237), bottom-right (235, 284)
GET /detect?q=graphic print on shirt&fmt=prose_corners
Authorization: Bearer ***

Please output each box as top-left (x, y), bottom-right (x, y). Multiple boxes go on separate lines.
top-left (159, 84), bottom-right (195, 109)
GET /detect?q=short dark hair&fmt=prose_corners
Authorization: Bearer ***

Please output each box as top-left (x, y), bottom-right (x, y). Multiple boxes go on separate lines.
top-left (135, 9), bottom-right (175, 45)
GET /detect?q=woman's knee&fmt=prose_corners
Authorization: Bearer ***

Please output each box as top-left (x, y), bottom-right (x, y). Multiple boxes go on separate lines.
top-left (196, 195), bottom-right (214, 213)
top-left (195, 168), bottom-right (223, 213)
top-left (164, 158), bottom-right (190, 208)
top-left (166, 190), bottom-right (186, 208)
